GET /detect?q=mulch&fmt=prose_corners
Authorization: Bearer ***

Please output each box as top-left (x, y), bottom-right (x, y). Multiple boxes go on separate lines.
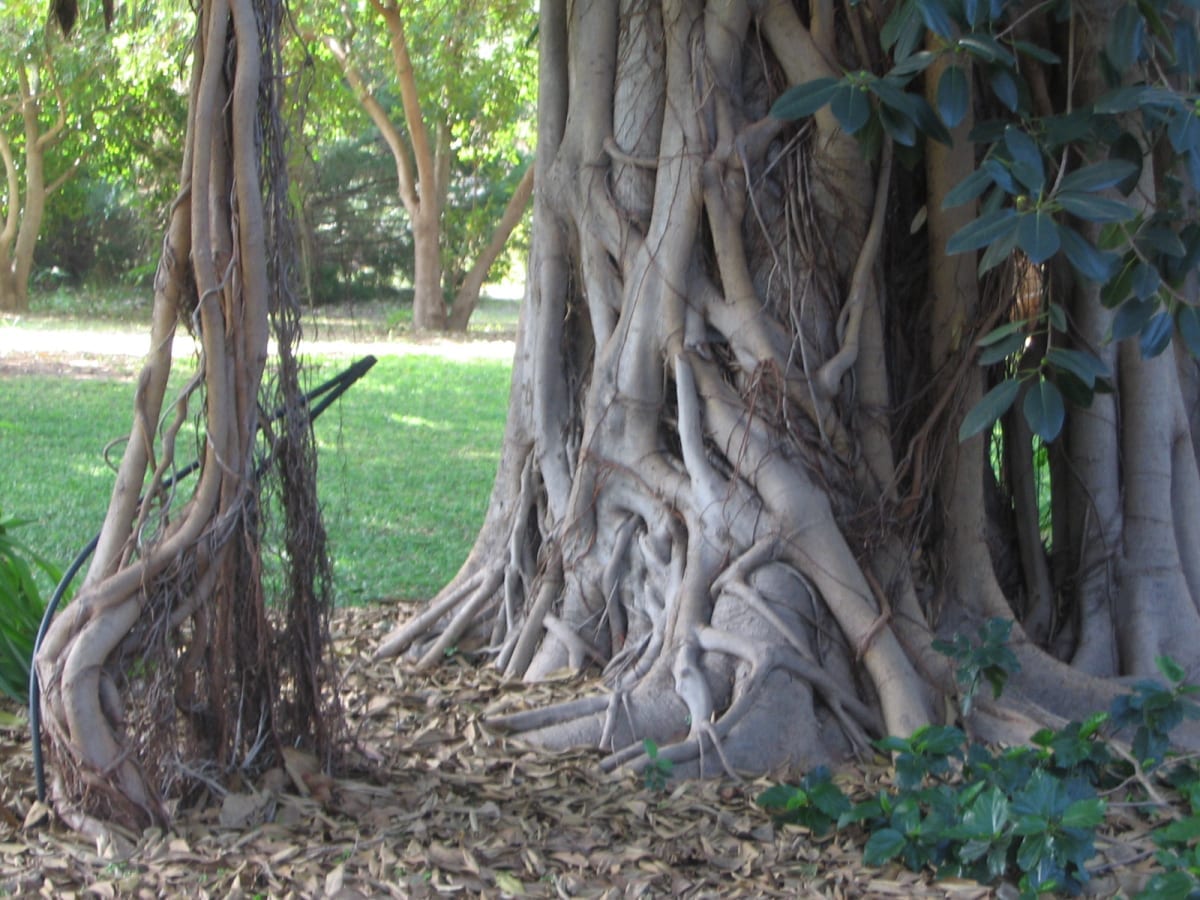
top-left (0, 604), bottom-right (1167, 898)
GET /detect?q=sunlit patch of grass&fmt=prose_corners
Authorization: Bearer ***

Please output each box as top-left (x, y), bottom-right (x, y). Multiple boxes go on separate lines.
top-left (0, 351), bottom-right (511, 605)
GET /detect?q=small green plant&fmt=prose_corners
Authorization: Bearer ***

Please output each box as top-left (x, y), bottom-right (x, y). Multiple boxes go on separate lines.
top-left (755, 765), bottom-right (853, 834)
top-left (0, 510), bottom-right (61, 704)
top-left (641, 738), bottom-right (674, 792)
top-left (933, 617), bottom-right (1021, 717)
top-left (1109, 655), bottom-right (1200, 768)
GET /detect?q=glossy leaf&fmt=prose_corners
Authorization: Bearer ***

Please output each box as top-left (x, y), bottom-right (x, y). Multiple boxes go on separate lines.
top-left (947, 207), bottom-right (1019, 254)
top-left (944, 166), bottom-right (995, 208)
top-left (1109, 132), bottom-right (1144, 196)
top-left (1058, 160), bottom-right (1139, 193)
top-left (1016, 210), bottom-right (1060, 263)
top-left (1023, 380), bottom-right (1066, 442)
top-left (1005, 127), bottom-right (1044, 193)
top-left (979, 331), bottom-right (1027, 365)
top-left (937, 64), bottom-right (969, 128)
top-left (1055, 191), bottom-right (1135, 223)
top-left (771, 77), bottom-right (841, 120)
top-left (916, 0), bottom-right (956, 37)
top-left (1059, 226), bottom-right (1119, 281)
top-left (959, 378), bottom-right (1020, 442)
top-left (1110, 297), bottom-right (1155, 342)
top-left (989, 68), bottom-right (1020, 112)
top-left (1139, 310), bottom-right (1173, 358)
top-left (1046, 347), bottom-right (1109, 387)
top-left (1107, 4), bottom-right (1146, 69)
top-left (959, 34), bottom-right (1015, 65)
top-left (830, 84), bottom-right (872, 135)
top-left (863, 828), bottom-right (908, 866)
top-left (1132, 261), bottom-right (1161, 300)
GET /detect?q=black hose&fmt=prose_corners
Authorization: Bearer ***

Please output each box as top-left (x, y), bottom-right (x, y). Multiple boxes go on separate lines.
top-left (29, 355), bottom-right (376, 802)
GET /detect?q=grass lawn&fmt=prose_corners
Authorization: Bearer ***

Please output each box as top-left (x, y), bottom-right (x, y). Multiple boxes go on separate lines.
top-left (0, 297), bottom-right (515, 606)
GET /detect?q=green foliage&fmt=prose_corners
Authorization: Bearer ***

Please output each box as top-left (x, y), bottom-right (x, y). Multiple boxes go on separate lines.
top-left (1109, 656), bottom-right (1200, 767)
top-left (0, 511), bottom-right (60, 704)
top-left (933, 617), bottom-right (1021, 716)
top-left (762, 645), bottom-right (1200, 897)
top-left (770, 0), bottom-right (1200, 448)
top-left (641, 739), bottom-right (674, 792)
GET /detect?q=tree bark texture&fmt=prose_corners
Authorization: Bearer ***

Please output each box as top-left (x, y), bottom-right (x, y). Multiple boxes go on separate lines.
top-left (35, 0), bottom-right (340, 830)
top-left (379, 0), bottom-right (1200, 775)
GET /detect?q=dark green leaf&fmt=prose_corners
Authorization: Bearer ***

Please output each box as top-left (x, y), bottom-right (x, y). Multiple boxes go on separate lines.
top-left (1059, 226), bottom-right (1119, 281)
top-left (1110, 298), bottom-right (1155, 342)
top-left (1005, 127), bottom-right (1045, 193)
top-left (983, 157), bottom-right (1019, 195)
top-left (1137, 224), bottom-right (1187, 258)
top-left (978, 332), bottom-right (1026, 365)
top-left (1168, 106), bottom-right (1200, 154)
top-left (807, 779), bottom-right (853, 818)
top-left (1023, 380), bottom-right (1066, 442)
top-left (864, 828), bottom-right (908, 866)
top-left (1157, 654), bottom-right (1187, 683)
top-left (772, 78), bottom-right (842, 120)
top-left (1048, 302), bottom-right (1067, 332)
top-left (1016, 211), bottom-right (1060, 263)
top-left (1172, 20), bottom-right (1199, 75)
top-left (944, 166), bottom-right (995, 209)
top-left (978, 225), bottom-right (1020, 274)
top-left (1016, 830), bottom-right (1052, 873)
top-left (1059, 160), bottom-right (1140, 193)
top-left (879, 101), bottom-right (918, 146)
top-left (1101, 259), bottom-right (1137, 308)
top-left (1013, 40), bottom-right (1061, 64)
top-left (888, 50), bottom-right (938, 80)
top-left (1177, 305), bottom-right (1200, 359)
top-left (1046, 348), bottom-right (1108, 388)
top-left (947, 207), bottom-right (1019, 254)
top-left (960, 379), bottom-right (1020, 441)
top-left (1156, 815), bottom-right (1200, 844)
top-left (978, 320), bottom-right (1027, 346)
top-left (830, 84), bottom-right (872, 135)
top-left (989, 68), bottom-right (1020, 112)
top-left (1056, 192), bottom-right (1135, 223)
top-left (1107, 4), bottom-right (1146, 69)
top-left (959, 34), bottom-right (1015, 65)
top-left (1109, 132), bottom-right (1144, 195)
top-left (882, 0), bottom-right (926, 60)
top-left (916, 0), bottom-right (956, 37)
top-left (1061, 797), bottom-right (1106, 829)
top-left (937, 64), bottom-right (969, 128)
top-left (1132, 261), bottom-right (1162, 300)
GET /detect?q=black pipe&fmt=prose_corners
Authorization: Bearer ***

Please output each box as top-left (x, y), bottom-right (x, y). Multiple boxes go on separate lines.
top-left (29, 355), bottom-right (376, 802)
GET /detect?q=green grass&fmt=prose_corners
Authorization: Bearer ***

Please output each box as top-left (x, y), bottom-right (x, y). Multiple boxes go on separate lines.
top-left (0, 353), bottom-right (512, 605)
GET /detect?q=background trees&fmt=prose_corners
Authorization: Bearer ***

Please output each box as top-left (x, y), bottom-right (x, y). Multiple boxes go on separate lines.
top-left (307, 0), bottom-right (536, 329)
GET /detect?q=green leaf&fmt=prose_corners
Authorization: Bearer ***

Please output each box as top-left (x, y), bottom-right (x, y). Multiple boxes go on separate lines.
top-left (1056, 191), bottom-right (1136, 223)
top-left (960, 379), bottom-right (1021, 442)
top-left (879, 100), bottom-right (918, 146)
top-left (1023, 380), bottom-right (1066, 442)
top-left (1005, 127), bottom-right (1045, 193)
top-left (830, 84), bottom-right (873, 135)
top-left (959, 34), bottom-right (1015, 66)
top-left (1110, 298), bottom-right (1155, 342)
top-left (1016, 211), bottom-right (1060, 263)
top-left (1059, 160), bottom-right (1140, 193)
top-left (989, 68), bottom-right (1020, 112)
top-left (1155, 815), bottom-right (1200, 844)
top-left (888, 50), bottom-right (939, 80)
top-left (947, 207), bottom-right (1019, 254)
top-left (1059, 226), bottom-right (1119, 281)
top-left (771, 78), bottom-right (842, 120)
top-left (1101, 259), bottom-right (1137, 308)
top-left (1048, 302), bottom-right (1067, 332)
top-left (1168, 106), bottom-right (1200, 154)
top-left (944, 167), bottom-right (995, 210)
top-left (978, 222), bottom-right (1020, 274)
top-left (1107, 4), bottom-right (1146, 69)
top-left (1109, 132), bottom-right (1144, 195)
top-left (937, 65), bottom-right (969, 128)
top-left (1177, 305), bottom-right (1200, 358)
top-left (1157, 654), bottom-right (1187, 683)
top-left (1061, 797), bottom-right (1106, 829)
top-left (1013, 40), bottom-right (1061, 64)
top-left (1046, 347), bottom-right (1108, 387)
top-left (916, 0), bottom-right (956, 37)
top-left (863, 828), bottom-right (908, 866)
top-left (1132, 261), bottom-right (1162, 300)
top-left (978, 332), bottom-right (1026, 366)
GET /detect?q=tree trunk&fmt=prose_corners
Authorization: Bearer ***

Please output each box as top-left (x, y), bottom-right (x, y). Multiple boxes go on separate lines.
top-left (378, 0), bottom-right (1200, 775)
top-left (411, 202), bottom-right (447, 331)
top-left (447, 164), bottom-right (534, 332)
top-left (35, 0), bottom-right (340, 830)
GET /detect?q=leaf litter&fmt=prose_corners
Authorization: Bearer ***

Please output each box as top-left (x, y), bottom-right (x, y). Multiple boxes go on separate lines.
top-left (0, 603), bottom-right (1165, 897)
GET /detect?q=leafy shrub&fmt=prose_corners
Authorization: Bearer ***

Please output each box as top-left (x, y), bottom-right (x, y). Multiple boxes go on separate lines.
top-left (0, 511), bottom-right (60, 704)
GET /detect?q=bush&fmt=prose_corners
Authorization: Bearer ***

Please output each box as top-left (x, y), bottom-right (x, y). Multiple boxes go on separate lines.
top-left (0, 511), bottom-right (61, 705)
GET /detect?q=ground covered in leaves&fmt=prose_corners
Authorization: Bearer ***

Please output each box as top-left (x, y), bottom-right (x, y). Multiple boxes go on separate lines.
top-left (0, 603), bottom-right (1166, 898)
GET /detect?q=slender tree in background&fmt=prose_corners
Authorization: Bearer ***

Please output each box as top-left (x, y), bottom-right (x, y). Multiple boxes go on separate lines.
top-left (35, 0), bottom-right (339, 828)
top-left (0, 17), bottom-right (86, 311)
top-left (314, 0), bottom-right (535, 330)
top-left (380, 0), bottom-right (1200, 774)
